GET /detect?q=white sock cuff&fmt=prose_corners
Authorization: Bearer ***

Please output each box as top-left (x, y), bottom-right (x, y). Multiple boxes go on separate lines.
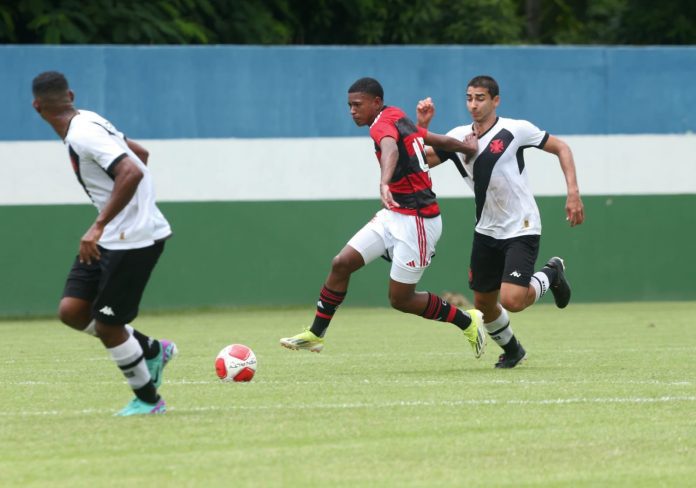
top-left (531, 272), bottom-right (550, 302)
top-left (484, 306), bottom-right (510, 333)
top-left (107, 334), bottom-right (142, 362)
top-left (82, 319), bottom-right (97, 337)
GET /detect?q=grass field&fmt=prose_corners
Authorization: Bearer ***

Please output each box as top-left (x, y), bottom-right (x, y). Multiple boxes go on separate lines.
top-left (1, 302), bottom-right (695, 487)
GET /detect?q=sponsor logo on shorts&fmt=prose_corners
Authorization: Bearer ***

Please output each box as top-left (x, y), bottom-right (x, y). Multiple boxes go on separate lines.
top-left (99, 306), bottom-right (116, 316)
top-left (509, 270), bottom-right (522, 278)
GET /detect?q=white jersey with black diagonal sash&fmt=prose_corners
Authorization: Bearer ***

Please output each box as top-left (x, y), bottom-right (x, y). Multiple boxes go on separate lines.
top-left (64, 110), bottom-right (171, 250)
top-left (439, 117), bottom-right (549, 240)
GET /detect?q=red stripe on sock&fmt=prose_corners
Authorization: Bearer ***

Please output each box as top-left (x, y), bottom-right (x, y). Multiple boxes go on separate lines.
top-left (315, 311), bottom-right (333, 320)
top-left (446, 306), bottom-right (457, 323)
top-left (422, 293), bottom-right (437, 319)
top-left (321, 287), bottom-right (345, 303)
top-left (320, 296), bottom-right (342, 306)
top-left (432, 298), bottom-right (441, 318)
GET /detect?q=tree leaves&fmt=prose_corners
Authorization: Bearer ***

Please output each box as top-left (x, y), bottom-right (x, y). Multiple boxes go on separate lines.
top-left (1, 0), bottom-right (694, 45)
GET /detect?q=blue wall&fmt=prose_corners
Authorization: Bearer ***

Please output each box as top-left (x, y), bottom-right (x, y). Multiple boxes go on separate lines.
top-left (3, 45), bottom-right (696, 141)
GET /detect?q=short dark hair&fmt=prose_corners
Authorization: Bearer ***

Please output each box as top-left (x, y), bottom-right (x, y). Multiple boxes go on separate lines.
top-left (467, 75), bottom-right (499, 98)
top-left (348, 77), bottom-right (384, 99)
top-left (32, 71), bottom-right (69, 97)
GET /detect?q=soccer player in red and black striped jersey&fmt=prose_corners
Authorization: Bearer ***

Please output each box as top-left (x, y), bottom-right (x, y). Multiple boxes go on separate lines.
top-left (280, 77), bottom-right (487, 358)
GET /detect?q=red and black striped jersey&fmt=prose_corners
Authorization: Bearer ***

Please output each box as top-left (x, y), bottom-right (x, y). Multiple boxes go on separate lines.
top-left (369, 106), bottom-right (439, 218)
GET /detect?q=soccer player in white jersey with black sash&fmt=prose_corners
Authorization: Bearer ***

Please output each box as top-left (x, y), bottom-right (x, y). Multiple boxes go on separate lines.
top-left (417, 75), bottom-right (585, 368)
top-left (32, 71), bottom-right (177, 415)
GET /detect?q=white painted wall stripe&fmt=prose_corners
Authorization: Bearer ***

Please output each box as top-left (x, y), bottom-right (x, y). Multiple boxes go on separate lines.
top-left (2, 134), bottom-right (695, 205)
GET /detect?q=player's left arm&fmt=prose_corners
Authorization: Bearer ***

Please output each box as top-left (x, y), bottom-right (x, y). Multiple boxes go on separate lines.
top-left (542, 135), bottom-right (585, 227)
top-left (79, 157), bottom-right (144, 264)
top-left (415, 97), bottom-right (446, 168)
top-left (126, 138), bottom-right (149, 165)
top-left (378, 136), bottom-right (400, 210)
top-left (423, 132), bottom-right (478, 162)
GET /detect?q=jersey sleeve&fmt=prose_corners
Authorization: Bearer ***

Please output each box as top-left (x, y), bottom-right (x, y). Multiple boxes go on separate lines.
top-left (433, 125), bottom-right (472, 180)
top-left (369, 117), bottom-right (399, 146)
top-left (517, 120), bottom-right (549, 148)
top-left (69, 123), bottom-right (128, 176)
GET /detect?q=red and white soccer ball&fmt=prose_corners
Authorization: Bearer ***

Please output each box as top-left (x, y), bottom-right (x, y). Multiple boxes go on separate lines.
top-left (215, 344), bottom-right (257, 382)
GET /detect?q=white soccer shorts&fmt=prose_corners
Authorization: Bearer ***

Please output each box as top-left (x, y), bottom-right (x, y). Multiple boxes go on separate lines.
top-left (347, 208), bottom-right (442, 284)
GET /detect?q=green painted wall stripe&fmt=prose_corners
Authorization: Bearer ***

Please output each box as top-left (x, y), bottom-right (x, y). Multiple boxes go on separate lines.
top-left (1, 195), bottom-right (694, 317)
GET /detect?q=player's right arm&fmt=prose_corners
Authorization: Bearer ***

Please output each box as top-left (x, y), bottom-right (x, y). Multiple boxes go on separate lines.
top-left (126, 138), bottom-right (149, 165)
top-left (70, 123), bottom-right (146, 264)
top-left (542, 135), bottom-right (585, 227)
top-left (377, 136), bottom-right (400, 210)
top-left (80, 157), bottom-right (144, 264)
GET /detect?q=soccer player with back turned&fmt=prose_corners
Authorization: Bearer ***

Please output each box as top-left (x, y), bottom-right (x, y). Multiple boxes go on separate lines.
top-left (281, 77), bottom-right (487, 358)
top-left (417, 75), bottom-right (585, 368)
top-left (32, 71), bottom-right (177, 415)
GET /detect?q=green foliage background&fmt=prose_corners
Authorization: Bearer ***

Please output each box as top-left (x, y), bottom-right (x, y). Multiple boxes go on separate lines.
top-left (1, 0), bottom-right (695, 45)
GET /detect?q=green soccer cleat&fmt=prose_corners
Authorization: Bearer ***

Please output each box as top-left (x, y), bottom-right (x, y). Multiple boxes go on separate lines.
top-left (115, 397), bottom-right (166, 416)
top-left (280, 328), bottom-right (324, 353)
top-left (463, 309), bottom-right (487, 359)
top-left (146, 339), bottom-right (178, 389)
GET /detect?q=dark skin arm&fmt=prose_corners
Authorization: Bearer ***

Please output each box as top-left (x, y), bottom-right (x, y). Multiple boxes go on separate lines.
top-left (126, 138), bottom-right (149, 165)
top-left (379, 131), bottom-right (476, 209)
top-left (79, 157), bottom-right (144, 264)
top-left (416, 98), bottom-right (477, 162)
top-left (379, 136), bottom-right (400, 209)
top-left (423, 131), bottom-right (478, 162)
top-left (416, 96), bottom-right (476, 168)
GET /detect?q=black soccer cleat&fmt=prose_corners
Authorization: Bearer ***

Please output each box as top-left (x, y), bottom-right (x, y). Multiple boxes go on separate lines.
top-left (545, 257), bottom-right (571, 309)
top-left (494, 344), bottom-right (527, 369)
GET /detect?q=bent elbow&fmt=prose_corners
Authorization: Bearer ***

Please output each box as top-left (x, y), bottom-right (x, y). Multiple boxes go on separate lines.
top-left (129, 166), bottom-right (145, 185)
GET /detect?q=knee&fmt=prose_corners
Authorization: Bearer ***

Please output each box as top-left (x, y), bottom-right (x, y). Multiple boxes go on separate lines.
top-left (499, 296), bottom-right (526, 313)
top-left (331, 253), bottom-right (355, 277)
top-left (388, 290), bottom-right (414, 313)
top-left (58, 302), bottom-right (78, 327)
top-left (57, 298), bottom-right (90, 329)
top-left (388, 294), bottom-right (406, 312)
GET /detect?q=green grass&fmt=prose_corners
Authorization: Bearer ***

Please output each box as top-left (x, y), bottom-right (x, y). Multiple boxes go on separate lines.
top-left (1, 302), bottom-right (695, 487)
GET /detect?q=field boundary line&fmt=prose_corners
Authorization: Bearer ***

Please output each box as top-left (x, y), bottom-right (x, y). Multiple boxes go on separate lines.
top-left (2, 395), bottom-right (695, 417)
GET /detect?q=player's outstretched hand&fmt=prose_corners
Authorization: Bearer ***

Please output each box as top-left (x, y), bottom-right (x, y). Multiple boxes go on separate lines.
top-left (416, 97), bottom-right (435, 128)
